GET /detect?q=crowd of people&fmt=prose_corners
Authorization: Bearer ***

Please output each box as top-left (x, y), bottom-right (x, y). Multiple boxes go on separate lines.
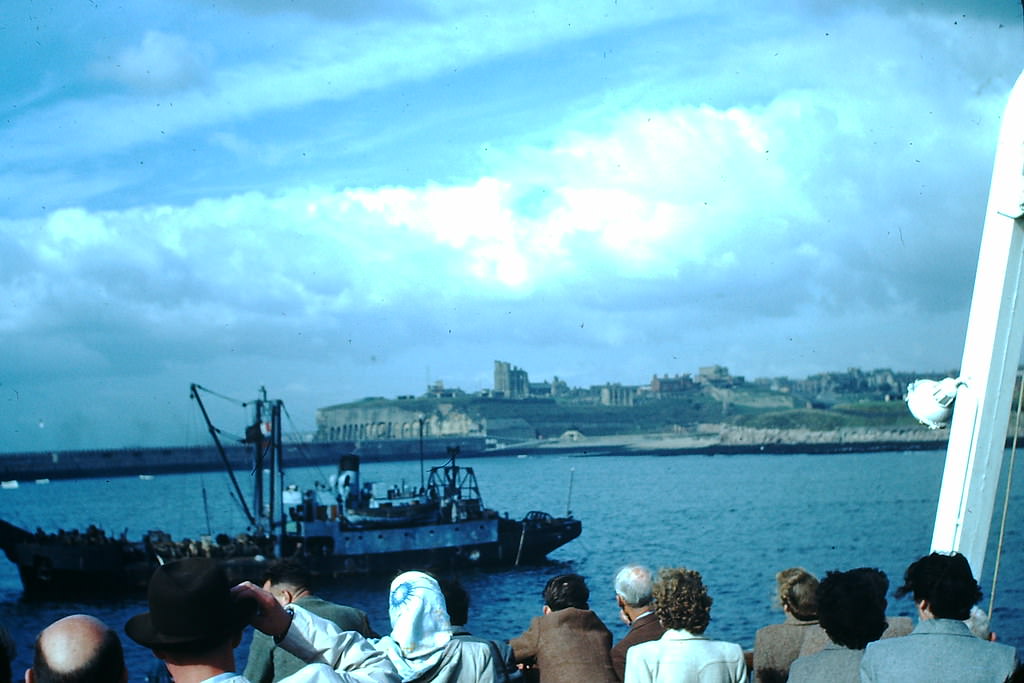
top-left (3, 551), bottom-right (1021, 683)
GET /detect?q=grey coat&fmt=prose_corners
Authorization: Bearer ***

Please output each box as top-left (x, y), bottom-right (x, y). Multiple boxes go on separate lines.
top-left (860, 618), bottom-right (1017, 683)
top-left (787, 644), bottom-right (863, 683)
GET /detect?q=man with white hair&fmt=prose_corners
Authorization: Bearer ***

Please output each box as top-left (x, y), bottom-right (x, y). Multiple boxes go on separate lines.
top-left (610, 565), bottom-right (666, 681)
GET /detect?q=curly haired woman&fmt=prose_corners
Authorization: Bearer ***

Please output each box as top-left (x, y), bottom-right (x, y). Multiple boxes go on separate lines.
top-left (623, 567), bottom-right (746, 683)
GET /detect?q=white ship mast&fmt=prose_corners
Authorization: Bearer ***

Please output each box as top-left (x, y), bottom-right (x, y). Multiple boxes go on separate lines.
top-left (929, 68), bottom-right (1024, 579)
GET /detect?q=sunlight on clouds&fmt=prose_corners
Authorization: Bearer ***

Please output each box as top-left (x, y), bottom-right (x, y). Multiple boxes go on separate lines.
top-left (343, 179), bottom-right (532, 287)
top-left (41, 208), bottom-right (112, 256)
top-left (548, 188), bottom-right (680, 272)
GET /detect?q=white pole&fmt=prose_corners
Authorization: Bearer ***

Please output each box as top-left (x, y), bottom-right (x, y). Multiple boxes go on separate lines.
top-left (931, 69), bottom-right (1024, 579)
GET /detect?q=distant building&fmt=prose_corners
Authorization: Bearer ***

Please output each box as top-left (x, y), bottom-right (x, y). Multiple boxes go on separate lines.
top-left (697, 365), bottom-right (734, 386)
top-left (650, 374), bottom-right (693, 396)
top-left (494, 360), bottom-right (529, 399)
top-left (425, 380), bottom-right (465, 399)
top-left (600, 383), bottom-right (636, 406)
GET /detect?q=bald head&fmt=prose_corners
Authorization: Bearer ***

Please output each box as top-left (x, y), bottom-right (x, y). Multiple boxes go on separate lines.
top-left (28, 615), bottom-right (125, 683)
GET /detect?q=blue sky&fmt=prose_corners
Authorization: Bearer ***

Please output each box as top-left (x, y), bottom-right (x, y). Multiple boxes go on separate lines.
top-left (1, 1), bottom-right (1022, 452)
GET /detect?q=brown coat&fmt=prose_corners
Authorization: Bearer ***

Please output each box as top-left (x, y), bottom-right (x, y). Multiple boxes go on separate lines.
top-left (510, 607), bottom-right (618, 683)
top-left (752, 616), bottom-right (826, 683)
top-left (609, 611), bottom-right (667, 681)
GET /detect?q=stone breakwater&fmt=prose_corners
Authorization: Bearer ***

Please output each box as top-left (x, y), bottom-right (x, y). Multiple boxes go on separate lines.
top-left (715, 425), bottom-right (949, 446)
top-left (502, 425), bottom-right (952, 456)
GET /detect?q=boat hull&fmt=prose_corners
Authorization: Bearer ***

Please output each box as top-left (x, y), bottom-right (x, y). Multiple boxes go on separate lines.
top-left (0, 512), bottom-right (582, 596)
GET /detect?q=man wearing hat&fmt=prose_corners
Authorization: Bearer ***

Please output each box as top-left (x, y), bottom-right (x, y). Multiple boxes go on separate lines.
top-left (126, 558), bottom-right (398, 683)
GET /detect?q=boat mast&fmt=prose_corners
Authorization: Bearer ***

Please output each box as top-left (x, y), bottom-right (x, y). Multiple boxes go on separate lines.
top-left (251, 387), bottom-right (285, 550)
top-left (931, 69), bottom-right (1024, 578)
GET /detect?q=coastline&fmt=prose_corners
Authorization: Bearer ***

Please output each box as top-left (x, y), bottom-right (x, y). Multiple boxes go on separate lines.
top-left (0, 426), bottom-right (954, 482)
top-left (493, 426), bottom-right (950, 457)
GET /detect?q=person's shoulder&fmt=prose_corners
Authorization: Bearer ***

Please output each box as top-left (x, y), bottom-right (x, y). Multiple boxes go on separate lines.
top-left (708, 637), bottom-right (745, 657)
top-left (455, 638), bottom-right (496, 656)
top-left (297, 597), bottom-right (368, 626)
top-left (978, 636), bottom-right (1017, 659)
top-left (755, 621), bottom-right (790, 639)
top-left (626, 636), bottom-right (662, 658)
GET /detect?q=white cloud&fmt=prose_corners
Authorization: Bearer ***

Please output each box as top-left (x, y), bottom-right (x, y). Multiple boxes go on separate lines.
top-left (92, 31), bottom-right (212, 92)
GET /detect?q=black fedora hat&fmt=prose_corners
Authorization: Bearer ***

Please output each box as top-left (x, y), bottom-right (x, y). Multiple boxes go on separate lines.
top-left (126, 558), bottom-right (255, 648)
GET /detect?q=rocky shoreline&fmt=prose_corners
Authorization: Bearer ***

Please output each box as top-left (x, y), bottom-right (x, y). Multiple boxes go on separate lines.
top-left (495, 425), bottom-right (950, 457)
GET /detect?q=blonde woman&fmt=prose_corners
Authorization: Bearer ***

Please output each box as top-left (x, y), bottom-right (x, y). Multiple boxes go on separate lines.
top-left (752, 568), bottom-right (826, 683)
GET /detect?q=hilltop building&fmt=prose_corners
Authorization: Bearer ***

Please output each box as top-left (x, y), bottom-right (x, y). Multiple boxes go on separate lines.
top-left (650, 374), bottom-right (693, 397)
top-left (600, 383), bottom-right (636, 406)
top-left (494, 360), bottom-right (529, 398)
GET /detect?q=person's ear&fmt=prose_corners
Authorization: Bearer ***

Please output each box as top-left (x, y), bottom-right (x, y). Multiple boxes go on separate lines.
top-left (542, 605), bottom-right (552, 615)
top-left (25, 667), bottom-right (34, 683)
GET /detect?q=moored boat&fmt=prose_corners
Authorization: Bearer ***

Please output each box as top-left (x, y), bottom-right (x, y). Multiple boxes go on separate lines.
top-left (0, 384), bottom-right (581, 596)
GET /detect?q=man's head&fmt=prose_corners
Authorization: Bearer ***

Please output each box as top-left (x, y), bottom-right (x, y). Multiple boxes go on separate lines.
top-left (543, 574), bottom-right (589, 611)
top-left (437, 577), bottom-right (470, 627)
top-left (260, 558), bottom-right (313, 606)
top-left (614, 564), bottom-right (655, 609)
top-left (895, 552), bottom-right (981, 621)
top-left (126, 558), bottom-right (256, 658)
top-left (27, 615), bottom-right (126, 683)
top-left (816, 569), bottom-right (889, 650)
top-left (652, 567), bottom-right (713, 634)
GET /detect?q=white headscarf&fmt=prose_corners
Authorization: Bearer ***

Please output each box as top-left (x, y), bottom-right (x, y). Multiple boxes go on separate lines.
top-left (373, 571), bottom-right (453, 682)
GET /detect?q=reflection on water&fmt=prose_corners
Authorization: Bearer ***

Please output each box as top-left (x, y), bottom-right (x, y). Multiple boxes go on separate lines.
top-left (1, 450), bottom-right (1021, 680)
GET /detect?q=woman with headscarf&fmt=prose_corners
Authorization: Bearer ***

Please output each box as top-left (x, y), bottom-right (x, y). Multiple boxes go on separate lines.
top-left (373, 570), bottom-right (503, 683)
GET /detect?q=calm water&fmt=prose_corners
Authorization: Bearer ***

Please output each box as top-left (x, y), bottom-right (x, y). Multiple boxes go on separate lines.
top-left (2, 450), bottom-right (1022, 680)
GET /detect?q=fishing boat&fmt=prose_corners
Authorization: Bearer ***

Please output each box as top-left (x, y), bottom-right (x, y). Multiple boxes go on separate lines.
top-left (0, 384), bottom-right (582, 596)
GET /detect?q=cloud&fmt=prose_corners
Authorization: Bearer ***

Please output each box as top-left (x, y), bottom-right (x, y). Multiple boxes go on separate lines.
top-left (91, 31), bottom-right (212, 93)
top-left (0, 0), bottom-right (1020, 452)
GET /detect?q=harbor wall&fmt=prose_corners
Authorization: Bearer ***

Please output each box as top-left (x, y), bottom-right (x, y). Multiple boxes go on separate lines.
top-left (0, 436), bottom-right (490, 482)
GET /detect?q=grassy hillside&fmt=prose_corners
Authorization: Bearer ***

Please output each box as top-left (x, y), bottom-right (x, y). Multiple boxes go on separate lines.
top-left (730, 400), bottom-right (919, 430)
top-left (348, 391), bottom-right (918, 436)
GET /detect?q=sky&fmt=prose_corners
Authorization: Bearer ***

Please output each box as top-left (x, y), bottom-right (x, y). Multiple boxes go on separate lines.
top-left (1, 1), bottom-right (1022, 453)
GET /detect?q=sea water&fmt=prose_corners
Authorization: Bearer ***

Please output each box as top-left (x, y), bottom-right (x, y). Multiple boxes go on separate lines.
top-left (1, 450), bottom-right (1022, 680)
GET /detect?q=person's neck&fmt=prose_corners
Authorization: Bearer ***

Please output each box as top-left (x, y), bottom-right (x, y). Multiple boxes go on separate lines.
top-left (623, 604), bottom-right (653, 623)
top-left (163, 653), bottom-right (236, 683)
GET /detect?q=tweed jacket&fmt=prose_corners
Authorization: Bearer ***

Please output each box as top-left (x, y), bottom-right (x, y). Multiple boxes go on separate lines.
top-left (610, 612), bottom-right (667, 681)
top-left (245, 596), bottom-right (376, 683)
top-left (623, 628), bottom-right (747, 683)
top-left (752, 616), bottom-right (826, 683)
top-left (860, 618), bottom-right (1018, 683)
top-left (509, 607), bottom-right (618, 683)
top-left (787, 643), bottom-right (863, 683)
